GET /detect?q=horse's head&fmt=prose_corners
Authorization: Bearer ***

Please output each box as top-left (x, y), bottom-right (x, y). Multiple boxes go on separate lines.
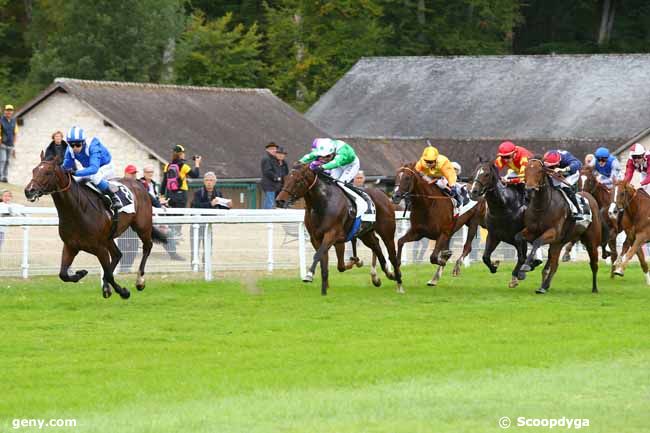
top-left (24, 152), bottom-right (69, 202)
top-left (275, 163), bottom-right (317, 208)
top-left (392, 164), bottom-right (418, 205)
top-left (524, 158), bottom-right (546, 192)
top-left (469, 161), bottom-right (498, 200)
top-left (578, 166), bottom-right (597, 193)
top-left (609, 180), bottom-right (635, 220)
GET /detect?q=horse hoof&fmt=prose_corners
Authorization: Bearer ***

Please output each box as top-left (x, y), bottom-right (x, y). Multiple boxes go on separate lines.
top-left (508, 280), bottom-right (519, 288)
top-left (427, 280), bottom-right (437, 287)
top-left (517, 271), bottom-right (527, 280)
top-left (396, 285), bottom-right (405, 294)
top-left (119, 290), bottom-right (131, 300)
top-left (76, 270), bottom-right (88, 281)
top-left (532, 259), bottom-right (543, 269)
top-left (136, 284), bottom-right (145, 291)
top-left (372, 277), bottom-right (382, 287)
top-left (102, 290), bottom-right (111, 299)
top-left (302, 272), bottom-right (314, 283)
top-left (561, 254), bottom-right (571, 262)
top-left (535, 287), bottom-right (547, 294)
top-left (520, 264), bottom-right (532, 272)
top-left (613, 270), bottom-right (624, 277)
top-left (602, 251), bottom-right (611, 259)
top-left (452, 266), bottom-right (460, 277)
top-left (356, 260), bottom-right (364, 268)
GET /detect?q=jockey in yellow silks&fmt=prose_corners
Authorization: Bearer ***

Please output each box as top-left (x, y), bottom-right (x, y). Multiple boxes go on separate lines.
top-left (414, 146), bottom-right (463, 212)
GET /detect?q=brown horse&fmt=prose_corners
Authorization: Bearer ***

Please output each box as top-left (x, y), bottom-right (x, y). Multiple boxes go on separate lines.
top-left (275, 164), bottom-right (403, 295)
top-left (611, 180), bottom-right (650, 282)
top-left (517, 158), bottom-right (601, 294)
top-left (24, 153), bottom-right (166, 299)
top-left (392, 164), bottom-right (486, 286)
top-left (564, 168), bottom-right (649, 278)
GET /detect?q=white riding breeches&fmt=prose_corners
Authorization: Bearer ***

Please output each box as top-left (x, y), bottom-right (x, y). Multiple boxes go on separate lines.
top-left (338, 182), bottom-right (368, 218)
top-left (75, 163), bottom-right (115, 186)
top-left (550, 170), bottom-right (579, 188)
top-left (328, 157), bottom-right (360, 183)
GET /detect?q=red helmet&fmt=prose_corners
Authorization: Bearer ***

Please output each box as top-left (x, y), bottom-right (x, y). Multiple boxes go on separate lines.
top-left (498, 141), bottom-right (516, 156)
top-left (543, 150), bottom-right (561, 166)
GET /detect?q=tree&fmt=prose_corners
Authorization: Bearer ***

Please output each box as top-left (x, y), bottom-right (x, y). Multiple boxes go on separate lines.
top-left (28, 0), bottom-right (185, 86)
top-left (174, 12), bottom-right (265, 87)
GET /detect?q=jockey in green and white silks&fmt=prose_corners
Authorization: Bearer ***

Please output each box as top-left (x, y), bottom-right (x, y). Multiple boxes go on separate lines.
top-left (300, 138), bottom-right (368, 218)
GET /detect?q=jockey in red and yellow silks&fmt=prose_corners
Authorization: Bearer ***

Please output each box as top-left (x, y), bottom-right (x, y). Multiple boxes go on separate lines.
top-left (494, 141), bottom-right (533, 184)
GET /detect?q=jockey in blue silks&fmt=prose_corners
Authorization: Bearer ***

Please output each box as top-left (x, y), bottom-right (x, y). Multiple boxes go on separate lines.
top-left (592, 147), bottom-right (621, 188)
top-left (543, 149), bottom-right (583, 220)
top-left (61, 126), bottom-right (122, 210)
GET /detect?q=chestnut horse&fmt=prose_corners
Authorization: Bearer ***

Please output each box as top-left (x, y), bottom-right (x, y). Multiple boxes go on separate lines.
top-left (517, 158), bottom-right (601, 294)
top-left (611, 180), bottom-right (650, 282)
top-left (24, 154), bottom-right (166, 299)
top-left (392, 163), bottom-right (486, 286)
top-left (469, 161), bottom-right (541, 288)
top-left (275, 164), bottom-right (403, 295)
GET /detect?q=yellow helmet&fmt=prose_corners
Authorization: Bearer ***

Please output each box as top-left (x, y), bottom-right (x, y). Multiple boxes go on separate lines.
top-left (421, 146), bottom-right (439, 161)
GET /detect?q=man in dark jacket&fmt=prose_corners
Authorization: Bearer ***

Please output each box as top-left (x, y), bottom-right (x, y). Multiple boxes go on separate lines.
top-left (191, 171), bottom-right (231, 265)
top-left (260, 142), bottom-right (282, 209)
top-left (276, 147), bottom-right (289, 187)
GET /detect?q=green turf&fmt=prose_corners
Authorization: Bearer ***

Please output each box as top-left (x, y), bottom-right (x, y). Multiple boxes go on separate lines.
top-left (1, 263), bottom-right (649, 433)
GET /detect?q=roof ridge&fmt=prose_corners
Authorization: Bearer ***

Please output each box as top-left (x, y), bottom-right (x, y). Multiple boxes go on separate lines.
top-left (54, 77), bottom-right (272, 93)
top-left (358, 53), bottom-right (650, 62)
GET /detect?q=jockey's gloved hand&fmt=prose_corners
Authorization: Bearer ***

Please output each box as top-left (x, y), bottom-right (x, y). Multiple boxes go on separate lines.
top-left (65, 167), bottom-right (76, 175)
top-left (554, 167), bottom-right (568, 174)
top-left (309, 161), bottom-right (324, 172)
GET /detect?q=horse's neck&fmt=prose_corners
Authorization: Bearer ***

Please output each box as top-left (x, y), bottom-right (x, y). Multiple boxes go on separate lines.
top-left (52, 181), bottom-right (102, 221)
top-left (594, 185), bottom-right (610, 208)
top-left (412, 177), bottom-right (444, 205)
top-left (304, 179), bottom-right (340, 212)
top-left (529, 178), bottom-right (553, 212)
top-left (485, 181), bottom-right (510, 209)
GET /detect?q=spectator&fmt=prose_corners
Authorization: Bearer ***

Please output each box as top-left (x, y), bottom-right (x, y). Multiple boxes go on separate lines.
top-left (44, 130), bottom-right (69, 161)
top-left (353, 170), bottom-right (366, 188)
top-left (116, 166), bottom-right (139, 272)
top-left (139, 163), bottom-right (167, 208)
top-left (276, 147), bottom-right (289, 186)
top-left (260, 142), bottom-right (281, 208)
top-left (191, 172), bottom-right (231, 266)
top-left (159, 144), bottom-right (201, 261)
top-left (0, 105), bottom-right (18, 183)
top-left (0, 190), bottom-right (24, 255)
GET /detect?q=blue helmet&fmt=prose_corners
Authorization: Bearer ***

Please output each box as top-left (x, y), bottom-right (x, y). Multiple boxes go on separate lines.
top-left (594, 147), bottom-right (610, 159)
top-left (66, 126), bottom-right (86, 143)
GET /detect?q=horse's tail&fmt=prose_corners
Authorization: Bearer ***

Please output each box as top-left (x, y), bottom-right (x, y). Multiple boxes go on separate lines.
top-left (152, 226), bottom-right (168, 244)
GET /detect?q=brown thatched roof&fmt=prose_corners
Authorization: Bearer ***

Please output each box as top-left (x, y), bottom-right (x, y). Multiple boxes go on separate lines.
top-left (17, 78), bottom-right (326, 178)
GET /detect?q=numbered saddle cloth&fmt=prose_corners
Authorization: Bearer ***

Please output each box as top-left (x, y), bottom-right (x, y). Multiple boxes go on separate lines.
top-left (85, 181), bottom-right (136, 214)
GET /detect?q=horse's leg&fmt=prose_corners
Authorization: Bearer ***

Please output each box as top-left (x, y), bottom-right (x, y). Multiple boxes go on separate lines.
top-left (397, 228), bottom-right (423, 267)
top-left (97, 246), bottom-right (130, 300)
top-left (58, 244), bottom-right (87, 283)
top-left (521, 228), bottom-right (558, 272)
top-left (614, 233), bottom-right (649, 277)
top-left (430, 232), bottom-right (452, 266)
top-left (481, 232), bottom-right (500, 274)
top-left (600, 221), bottom-right (610, 259)
top-left (335, 242), bottom-right (349, 273)
top-left (106, 239), bottom-right (123, 275)
top-left (585, 238), bottom-right (600, 293)
top-left (305, 232), bottom-right (336, 285)
top-left (133, 225), bottom-right (153, 291)
top-left (453, 221), bottom-right (478, 277)
top-left (561, 241), bottom-right (574, 262)
top-left (512, 239), bottom-right (529, 287)
top-left (536, 243), bottom-right (562, 294)
top-left (636, 246), bottom-right (650, 285)
top-left (345, 239), bottom-right (363, 268)
top-left (359, 233), bottom-right (386, 288)
top-left (376, 228), bottom-right (404, 293)
top-left (320, 246), bottom-right (329, 296)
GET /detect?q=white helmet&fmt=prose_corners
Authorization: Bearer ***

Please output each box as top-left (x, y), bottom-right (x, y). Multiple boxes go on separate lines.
top-left (314, 138), bottom-right (336, 157)
top-left (451, 161), bottom-right (461, 175)
top-left (630, 143), bottom-right (646, 157)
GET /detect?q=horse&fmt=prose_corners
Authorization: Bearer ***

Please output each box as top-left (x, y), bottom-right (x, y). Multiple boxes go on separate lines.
top-left (24, 153), bottom-right (166, 299)
top-left (275, 164), bottom-right (403, 295)
top-left (469, 161), bottom-right (541, 288)
top-left (516, 158), bottom-right (601, 294)
top-left (611, 180), bottom-right (650, 281)
top-left (392, 163), bottom-right (486, 286)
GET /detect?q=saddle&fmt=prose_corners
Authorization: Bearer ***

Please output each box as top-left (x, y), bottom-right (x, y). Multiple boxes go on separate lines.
top-left (83, 180), bottom-right (136, 214)
top-left (318, 174), bottom-right (376, 241)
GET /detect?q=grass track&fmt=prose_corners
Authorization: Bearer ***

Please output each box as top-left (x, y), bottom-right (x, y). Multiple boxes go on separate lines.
top-left (1, 263), bottom-right (649, 432)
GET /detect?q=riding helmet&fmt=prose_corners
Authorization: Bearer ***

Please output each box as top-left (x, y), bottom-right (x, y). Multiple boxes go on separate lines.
top-left (497, 141), bottom-right (516, 156)
top-left (543, 150), bottom-right (561, 166)
top-left (594, 147), bottom-right (610, 159)
top-left (66, 126), bottom-right (85, 143)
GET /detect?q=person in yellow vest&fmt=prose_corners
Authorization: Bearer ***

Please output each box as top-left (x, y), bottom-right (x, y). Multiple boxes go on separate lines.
top-left (414, 146), bottom-right (462, 214)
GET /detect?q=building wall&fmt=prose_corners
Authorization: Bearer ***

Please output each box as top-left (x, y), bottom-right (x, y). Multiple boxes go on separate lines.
top-left (13, 91), bottom-right (162, 187)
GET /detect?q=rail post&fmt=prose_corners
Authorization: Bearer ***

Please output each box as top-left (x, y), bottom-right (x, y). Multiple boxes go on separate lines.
top-left (21, 226), bottom-right (29, 279)
top-left (298, 222), bottom-right (306, 279)
top-left (191, 223), bottom-right (200, 272)
top-left (204, 223), bottom-right (212, 281)
top-left (267, 223), bottom-right (274, 273)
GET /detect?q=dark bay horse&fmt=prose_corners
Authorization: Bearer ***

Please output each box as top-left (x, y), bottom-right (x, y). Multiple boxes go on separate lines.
top-left (25, 154), bottom-right (166, 299)
top-left (392, 164), bottom-right (486, 286)
top-left (275, 164), bottom-right (403, 295)
top-left (517, 158), bottom-right (601, 294)
top-left (611, 180), bottom-right (650, 283)
top-left (469, 161), bottom-right (541, 288)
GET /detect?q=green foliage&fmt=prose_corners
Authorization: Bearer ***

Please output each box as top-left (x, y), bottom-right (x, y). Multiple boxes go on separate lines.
top-left (28, 0), bottom-right (185, 86)
top-left (174, 12), bottom-right (265, 87)
top-left (1, 264), bottom-right (649, 432)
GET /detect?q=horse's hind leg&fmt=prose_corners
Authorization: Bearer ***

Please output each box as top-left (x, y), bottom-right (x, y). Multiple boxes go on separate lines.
top-left (561, 241), bottom-right (574, 262)
top-left (97, 246), bottom-right (130, 300)
top-left (482, 232), bottom-right (500, 274)
top-left (133, 226), bottom-right (153, 291)
top-left (359, 233), bottom-right (386, 288)
top-left (320, 248), bottom-right (329, 296)
top-left (376, 228), bottom-right (404, 293)
top-left (636, 246), bottom-right (650, 285)
top-left (536, 243), bottom-right (562, 294)
top-left (345, 239), bottom-right (363, 268)
top-left (453, 222), bottom-right (478, 277)
top-left (59, 244), bottom-right (87, 283)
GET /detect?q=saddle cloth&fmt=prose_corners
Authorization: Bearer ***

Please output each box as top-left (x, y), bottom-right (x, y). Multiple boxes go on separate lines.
top-left (455, 183), bottom-right (478, 217)
top-left (84, 180), bottom-right (136, 214)
top-left (336, 182), bottom-right (376, 241)
top-left (558, 189), bottom-right (592, 227)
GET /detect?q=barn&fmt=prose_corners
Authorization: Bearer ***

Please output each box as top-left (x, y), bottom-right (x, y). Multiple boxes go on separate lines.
top-left (306, 54), bottom-right (650, 179)
top-left (13, 78), bottom-right (326, 207)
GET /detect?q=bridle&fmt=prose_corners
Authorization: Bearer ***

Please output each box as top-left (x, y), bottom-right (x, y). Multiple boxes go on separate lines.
top-left (394, 166), bottom-right (452, 201)
top-left (470, 164), bottom-right (496, 197)
top-left (280, 168), bottom-right (318, 204)
top-left (28, 160), bottom-right (72, 200)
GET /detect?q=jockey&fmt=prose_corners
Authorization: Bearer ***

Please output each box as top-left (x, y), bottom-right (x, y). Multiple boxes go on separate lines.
top-left (623, 143), bottom-right (650, 191)
top-left (300, 138), bottom-right (368, 216)
top-left (593, 147), bottom-right (621, 188)
top-left (414, 145), bottom-right (463, 213)
top-left (61, 126), bottom-right (122, 210)
top-left (494, 141), bottom-right (532, 184)
top-left (543, 149), bottom-right (583, 220)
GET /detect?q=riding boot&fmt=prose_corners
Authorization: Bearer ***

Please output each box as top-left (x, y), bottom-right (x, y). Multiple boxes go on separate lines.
top-left (563, 187), bottom-right (582, 220)
top-left (105, 188), bottom-right (123, 211)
